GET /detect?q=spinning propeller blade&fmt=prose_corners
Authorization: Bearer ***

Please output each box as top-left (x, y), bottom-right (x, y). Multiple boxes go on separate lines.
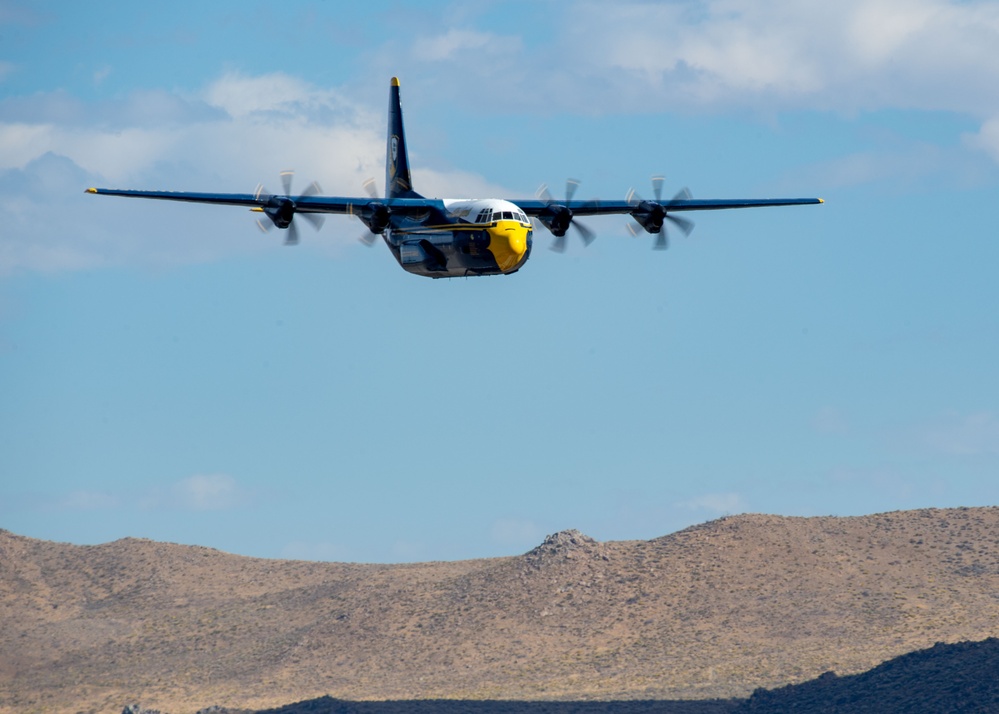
top-left (537, 178), bottom-right (596, 252)
top-left (356, 178), bottom-right (385, 246)
top-left (253, 171), bottom-right (325, 245)
top-left (627, 177), bottom-right (695, 250)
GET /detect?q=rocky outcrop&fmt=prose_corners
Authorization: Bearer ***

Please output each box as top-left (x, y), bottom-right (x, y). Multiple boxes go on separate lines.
top-left (523, 529), bottom-right (607, 565)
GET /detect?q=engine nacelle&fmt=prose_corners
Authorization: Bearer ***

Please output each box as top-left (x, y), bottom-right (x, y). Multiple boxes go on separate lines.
top-left (630, 200), bottom-right (666, 234)
top-left (263, 197), bottom-right (296, 229)
top-left (361, 203), bottom-right (391, 234)
top-left (537, 204), bottom-right (573, 237)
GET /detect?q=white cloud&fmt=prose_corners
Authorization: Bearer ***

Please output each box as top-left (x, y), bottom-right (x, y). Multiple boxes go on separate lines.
top-left (92, 66), bottom-right (111, 86)
top-left (412, 29), bottom-right (517, 62)
top-left (14, 475), bottom-right (253, 517)
top-left (137, 474), bottom-right (252, 511)
top-left (565, 0), bottom-right (999, 115)
top-left (0, 123), bottom-right (58, 171)
top-left (412, 166), bottom-right (511, 201)
top-left (789, 144), bottom-right (960, 191)
top-left (172, 473), bottom-right (249, 511)
top-left (55, 490), bottom-right (121, 511)
top-left (0, 74), bottom-right (382, 185)
top-left (387, 1), bottom-right (999, 169)
top-left (965, 117), bottom-right (999, 164)
top-left (203, 71), bottom-right (318, 120)
top-left (925, 411), bottom-right (999, 456)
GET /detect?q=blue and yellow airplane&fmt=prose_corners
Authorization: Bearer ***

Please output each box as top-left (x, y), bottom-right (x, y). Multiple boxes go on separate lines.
top-left (88, 77), bottom-right (822, 279)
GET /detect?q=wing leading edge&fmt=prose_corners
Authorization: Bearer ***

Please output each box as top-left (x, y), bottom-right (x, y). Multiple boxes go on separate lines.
top-left (511, 196), bottom-right (824, 216)
top-left (85, 187), bottom-right (445, 224)
top-left (85, 187), bottom-right (401, 215)
top-left (87, 188), bottom-right (821, 219)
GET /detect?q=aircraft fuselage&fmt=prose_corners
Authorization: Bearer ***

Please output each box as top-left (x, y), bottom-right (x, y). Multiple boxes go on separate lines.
top-left (383, 198), bottom-right (534, 278)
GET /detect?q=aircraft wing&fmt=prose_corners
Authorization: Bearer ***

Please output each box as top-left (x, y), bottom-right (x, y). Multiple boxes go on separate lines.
top-left (512, 197), bottom-right (823, 216)
top-left (85, 187), bottom-right (455, 236)
top-left (85, 187), bottom-right (453, 249)
top-left (87, 187), bottom-right (266, 208)
top-left (84, 187), bottom-right (441, 217)
top-left (510, 194), bottom-right (822, 250)
top-left (87, 187), bottom-right (821, 217)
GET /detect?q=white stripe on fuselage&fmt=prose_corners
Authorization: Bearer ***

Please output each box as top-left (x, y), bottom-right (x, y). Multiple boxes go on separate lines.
top-left (442, 199), bottom-right (531, 225)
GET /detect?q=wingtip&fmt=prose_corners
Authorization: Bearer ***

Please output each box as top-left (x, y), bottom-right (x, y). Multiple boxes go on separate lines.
top-left (85, 187), bottom-right (97, 194)
top-left (818, 198), bottom-right (825, 203)
top-left (391, 77), bottom-right (400, 87)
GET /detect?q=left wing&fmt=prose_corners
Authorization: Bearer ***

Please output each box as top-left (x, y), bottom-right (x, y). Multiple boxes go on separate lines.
top-left (512, 197), bottom-right (824, 216)
top-left (510, 191), bottom-right (823, 250)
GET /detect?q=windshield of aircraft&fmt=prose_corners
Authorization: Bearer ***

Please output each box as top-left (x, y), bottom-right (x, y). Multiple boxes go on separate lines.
top-left (474, 208), bottom-right (529, 224)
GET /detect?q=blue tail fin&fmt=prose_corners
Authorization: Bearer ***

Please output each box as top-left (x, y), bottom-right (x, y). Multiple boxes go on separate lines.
top-left (386, 77), bottom-right (422, 199)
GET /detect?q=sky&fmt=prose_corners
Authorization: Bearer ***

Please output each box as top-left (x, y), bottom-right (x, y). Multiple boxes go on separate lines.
top-left (1, 0), bottom-right (997, 563)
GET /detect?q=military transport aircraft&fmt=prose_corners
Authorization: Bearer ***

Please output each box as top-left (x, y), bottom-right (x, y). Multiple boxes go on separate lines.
top-left (87, 77), bottom-right (822, 279)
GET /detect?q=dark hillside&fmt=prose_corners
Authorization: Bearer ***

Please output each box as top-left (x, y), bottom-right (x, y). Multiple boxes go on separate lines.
top-left (736, 637), bottom-right (999, 713)
top-left (256, 698), bottom-right (739, 714)
top-left (247, 638), bottom-right (999, 714)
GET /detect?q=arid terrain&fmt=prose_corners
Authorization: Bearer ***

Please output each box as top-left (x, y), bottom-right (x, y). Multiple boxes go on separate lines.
top-left (2, 507), bottom-right (998, 713)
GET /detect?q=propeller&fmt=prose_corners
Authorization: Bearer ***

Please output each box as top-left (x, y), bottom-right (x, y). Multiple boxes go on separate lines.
top-left (626, 175), bottom-right (694, 250)
top-left (356, 177), bottom-right (389, 246)
top-left (254, 170), bottom-right (325, 246)
top-left (536, 178), bottom-right (596, 252)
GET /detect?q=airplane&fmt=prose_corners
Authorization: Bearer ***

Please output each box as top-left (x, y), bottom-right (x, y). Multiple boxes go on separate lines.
top-left (87, 77), bottom-right (823, 279)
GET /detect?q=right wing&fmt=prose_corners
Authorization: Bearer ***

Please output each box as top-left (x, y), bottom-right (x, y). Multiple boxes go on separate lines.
top-left (85, 187), bottom-right (444, 228)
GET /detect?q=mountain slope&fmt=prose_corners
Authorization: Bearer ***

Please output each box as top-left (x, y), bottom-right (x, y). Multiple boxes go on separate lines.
top-left (2, 507), bottom-right (998, 713)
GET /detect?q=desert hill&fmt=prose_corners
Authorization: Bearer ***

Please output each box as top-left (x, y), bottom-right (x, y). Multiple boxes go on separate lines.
top-left (2, 507), bottom-right (998, 713)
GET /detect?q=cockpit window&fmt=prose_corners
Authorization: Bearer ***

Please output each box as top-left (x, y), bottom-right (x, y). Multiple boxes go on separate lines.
top-left (477, 208), bottom-right (531, 224)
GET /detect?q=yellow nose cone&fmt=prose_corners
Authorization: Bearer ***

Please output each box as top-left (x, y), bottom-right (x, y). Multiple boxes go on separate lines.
top-left (508, 230), bottom-right (527, 256)
top-left (488, 223), bottom-right (530, 272)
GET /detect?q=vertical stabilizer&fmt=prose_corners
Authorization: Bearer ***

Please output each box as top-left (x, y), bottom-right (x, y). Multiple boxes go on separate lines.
top-left (386, 77), bottom-right (422, 199)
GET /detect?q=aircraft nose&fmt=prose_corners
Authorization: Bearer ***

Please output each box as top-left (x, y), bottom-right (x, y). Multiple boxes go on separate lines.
top-left (488, 224), bottom-right (530, 272)
top-left (508, 229), bottom-right (527, 256)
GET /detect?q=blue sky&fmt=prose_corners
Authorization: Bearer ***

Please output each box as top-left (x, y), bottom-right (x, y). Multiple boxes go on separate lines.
top-left (2, 0), bottom-right (997, 563)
